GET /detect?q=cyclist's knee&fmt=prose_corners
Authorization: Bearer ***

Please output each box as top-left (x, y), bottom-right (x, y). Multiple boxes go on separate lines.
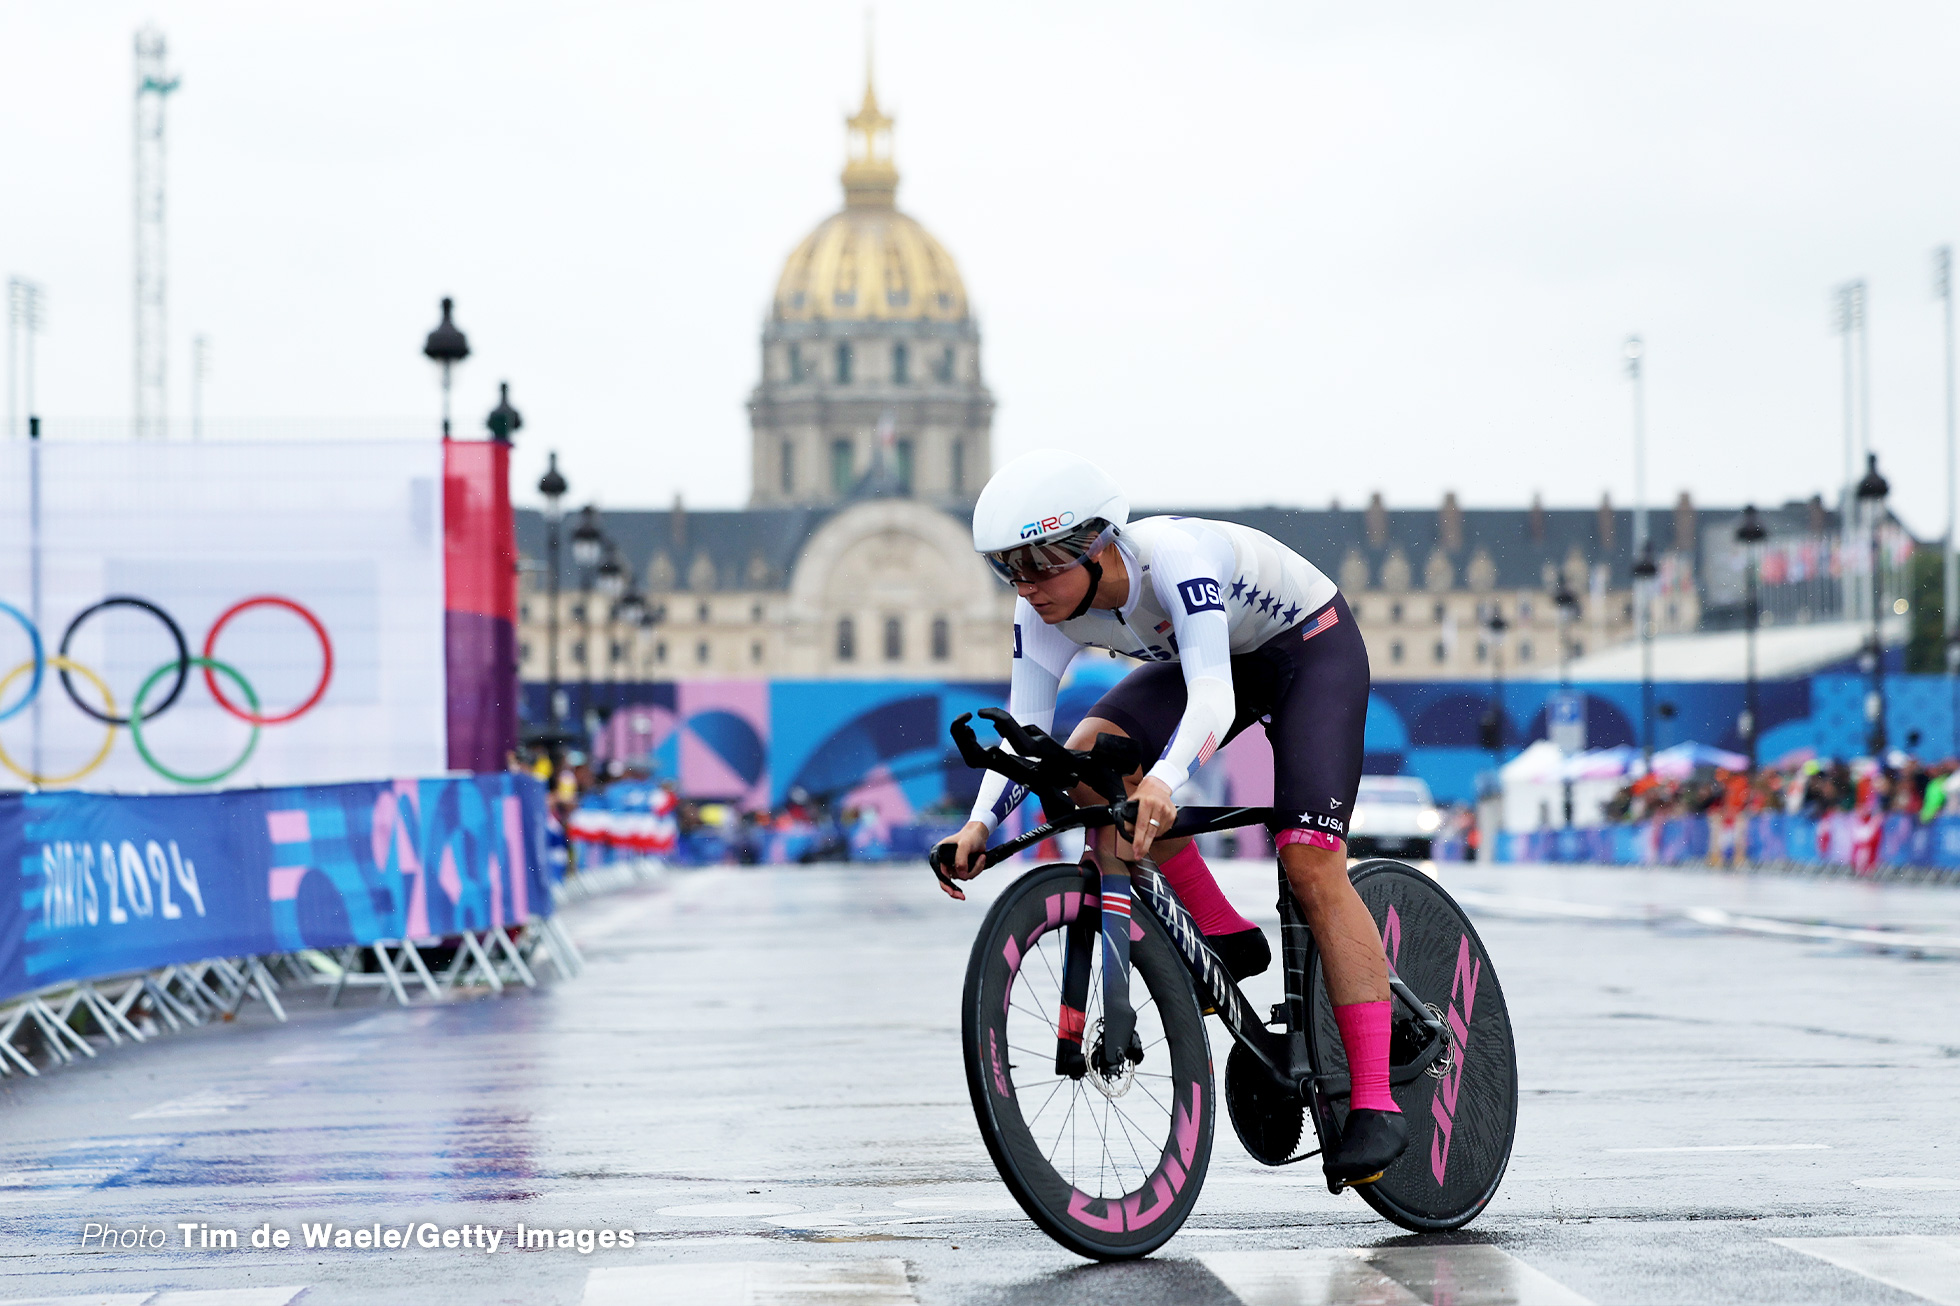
top-left (1279, 839), bottom-right (1349, 899)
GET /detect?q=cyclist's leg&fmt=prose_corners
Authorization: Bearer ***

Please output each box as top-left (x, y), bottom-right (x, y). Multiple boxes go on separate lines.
top-left (1263, 593), bottom-right (1407, 1178)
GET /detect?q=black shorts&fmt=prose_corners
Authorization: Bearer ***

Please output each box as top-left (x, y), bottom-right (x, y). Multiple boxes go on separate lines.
top-left (1086, 592), bottom-right (1368, 840)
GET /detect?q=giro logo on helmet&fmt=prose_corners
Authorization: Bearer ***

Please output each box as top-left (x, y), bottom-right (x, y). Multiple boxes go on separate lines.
top-left (1019, 512), bottom-right (1076, 540)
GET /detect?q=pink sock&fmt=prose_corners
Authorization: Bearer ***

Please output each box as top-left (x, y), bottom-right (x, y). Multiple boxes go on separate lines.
top-left (1333, 1000), bottom-right (1400, 1113)
top-left (1158, 843), bottom-right (1255, 937)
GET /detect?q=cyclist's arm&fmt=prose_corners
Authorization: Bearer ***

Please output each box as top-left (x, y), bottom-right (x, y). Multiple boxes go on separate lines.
top-left (1144, 527), bottom-right (1236, 794)
top-left (967, 599), bottom-right (1077, 834)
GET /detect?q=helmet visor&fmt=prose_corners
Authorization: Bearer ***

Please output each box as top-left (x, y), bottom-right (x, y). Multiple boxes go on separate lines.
top-left (984, 519), bottom-right (1113, 585)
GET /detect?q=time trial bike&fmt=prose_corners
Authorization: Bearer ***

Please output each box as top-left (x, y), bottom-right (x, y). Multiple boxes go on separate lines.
top-left (929, 709), bottom-right (1518, 1260)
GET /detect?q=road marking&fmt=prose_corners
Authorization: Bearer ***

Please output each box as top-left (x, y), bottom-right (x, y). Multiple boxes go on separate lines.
top-left (1201, 1246), bottom-right (1593, 1306)
top-left (130, 1091), bottom-right (260, 1120)
top-left (580, 1259), bottom-right (915, 1306)
top-left (1854, 1177), bottom-right (1960, 1190)
top-left (1773, 1235), bottom-right (1960, 1305)
top-left (1606, 1143), bottom-right (1829, 1153)
top-left (0, 1291), bottom-right (307, 1306)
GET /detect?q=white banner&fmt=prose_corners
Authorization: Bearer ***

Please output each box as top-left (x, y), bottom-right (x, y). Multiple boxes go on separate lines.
top-left (0, 440), bottom-right (446, 792)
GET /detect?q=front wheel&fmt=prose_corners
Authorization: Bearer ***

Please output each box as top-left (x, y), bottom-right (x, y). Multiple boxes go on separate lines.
top-left (1306, 859), bottom-right (1518, 1231)
top-left (961, 861), bottom-right (1214, 1260)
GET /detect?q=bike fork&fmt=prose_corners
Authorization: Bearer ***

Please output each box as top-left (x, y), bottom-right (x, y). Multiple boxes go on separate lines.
top-left (1096, 864), bottom-right (1137, 1072)
top-left (1054, 862), bottom-right (1096, 1078)
top-left (1053, 854), bottom-right (1138, 1078)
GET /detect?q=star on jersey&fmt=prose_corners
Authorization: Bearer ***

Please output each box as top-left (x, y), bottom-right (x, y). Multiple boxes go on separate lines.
top-left (1243, 586), bottom-right (1262, 609)
top-left (1230, 577), bottom-right (1247, 600)
top-left (1283, 603), bottom-right (1302, 624)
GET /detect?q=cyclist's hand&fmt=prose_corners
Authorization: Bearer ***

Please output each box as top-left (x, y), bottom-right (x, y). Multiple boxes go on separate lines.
top-left (1130, 777), bottom-right (1176, 860)
top-left (932, 821), bottom-right (992, 901)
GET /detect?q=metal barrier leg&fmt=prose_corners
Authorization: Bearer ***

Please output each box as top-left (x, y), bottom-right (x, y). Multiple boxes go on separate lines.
top-left (488, 929), bottom-right (536, 989)
top-left (392, 941), bottom-right (444, 1003)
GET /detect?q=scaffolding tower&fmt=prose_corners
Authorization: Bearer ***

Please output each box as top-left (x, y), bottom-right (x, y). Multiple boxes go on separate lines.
top-left (133, 27), bottom-right (179, 440)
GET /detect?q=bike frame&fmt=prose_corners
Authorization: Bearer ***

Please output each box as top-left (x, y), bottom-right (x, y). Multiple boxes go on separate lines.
top-left (954, 800), bottom-right (1450, 1174)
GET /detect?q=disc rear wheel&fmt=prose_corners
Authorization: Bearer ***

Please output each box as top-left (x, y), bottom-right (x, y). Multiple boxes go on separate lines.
top-left (1306, 859), bottom-right (1518, 1231)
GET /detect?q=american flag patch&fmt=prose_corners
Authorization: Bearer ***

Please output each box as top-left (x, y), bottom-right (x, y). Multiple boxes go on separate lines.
top-left (1155, 619), bottom-right (1172, 635)
top-left (1300, 607), bottom-right (1340, 642)
top-left (1196, 733), bottom-right (1219, 766)
top-left (1102, 893), bottom-right (1132, 919)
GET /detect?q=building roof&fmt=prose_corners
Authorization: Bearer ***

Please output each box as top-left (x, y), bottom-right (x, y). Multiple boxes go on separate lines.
top-left (516, 497), bottom-right (1850, 597)
top-left (1537, 617), bottom-right (1908, 681)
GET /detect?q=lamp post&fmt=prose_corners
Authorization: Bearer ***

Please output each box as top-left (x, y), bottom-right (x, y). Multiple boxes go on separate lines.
top-left (1626, 336), bottom-right (1648, 556)
top-left (595, 547), bottom-right (626, 731)
top-left (1735, 506), bottom-right (1768, 772)
top-left (1632, 542), bottom-right (1659, 764)
top-left (1484, 604), bottom-right (1509, 772)
top-left (1856, 453), bottom-right (1891, 755)
top-left (486, 381), bottom-right (522, 443)
top-left (1938, 248), bottom-right (1956, 663)
top-left (538, 453), bottom-right (568, 738)
top-left (1554, 577), bottom-right (1581, 825)
top-left (570, 505), bottom-right (604, 738)
top-left (422, 297), bottom-right (470, 438)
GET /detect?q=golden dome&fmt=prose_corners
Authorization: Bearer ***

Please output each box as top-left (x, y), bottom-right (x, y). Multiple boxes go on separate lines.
top-left (772, 74), bottom-right (969, 324)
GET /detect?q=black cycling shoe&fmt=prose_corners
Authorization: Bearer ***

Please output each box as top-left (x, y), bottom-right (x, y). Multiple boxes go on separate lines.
top-left (1206, 927), bottom-right (1271, 981)
top-left (1325, 1108), bottom-right (1409, 1184)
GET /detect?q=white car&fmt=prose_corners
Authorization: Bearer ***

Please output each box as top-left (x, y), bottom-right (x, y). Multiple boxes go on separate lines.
top-left (1346, 775), bottom-right (1443, 860)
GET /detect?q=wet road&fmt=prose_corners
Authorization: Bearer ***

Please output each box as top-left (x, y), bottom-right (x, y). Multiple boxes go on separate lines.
top-left (3, 857), bottom-right (1960, 1305)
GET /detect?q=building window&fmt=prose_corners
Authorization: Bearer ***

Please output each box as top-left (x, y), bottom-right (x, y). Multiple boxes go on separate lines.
top-left (935, 346), bottom-right (955, 382)
top-left (1390, 602), bottom-right (1403, 623)
top-left (1433, 602), bottom-right (1446, 622)
top-left (696, 641), bottom-right (710, 664)
top-left (1390, 640), bottom-right (1404, 664)
top-left (655, 641), bottom-right (667, 663)
top-left (1351, 602), bottom-right (1363, 621)
top-left (1519, 640), bottom-right (1533, 662)
top-left (1517, 599), bottom-right (1533, 621)
top-left (570, 603), bottom-right (586, 623)
top-left (519, 641), bottom-right (531, 663)
top-left (837, 617), bottom-right (855, 661)
top-left (780, 438), bottom-right (794, 494)
top-left (609, 641), bottom-right (624, 664)
top-left (751, 603), bottom-right (763, 622)
top-left (883, 616), bottom-right (903, 661)
top-left (835, 341), bottom-right (853, 384)
top-left (892, 342), bottom-right (909, 384)
top-left (697, 602), bottom-right (710, 623)
top-left (831, 439), bottom-right (854, 495)
top-left (952, 438), bottom-right (966, 495)
top-left (1666, 602), bottom-right (1679, 624)
top-left (788, 343), bottom-right (803, 382)
top-left (751, 641), bottom-right (763, 663)
top-left (519, 603), bottom-right (531, 622)
top-left (932, 616), bottom-right (950, 661)
top-left (1475, 640), bottom-right (1489, 663)
top-left (572, 641), bottom-right (585, 663)
top-left (1571, 640), bottom-right (1585, 658)
top-left (1433, 641), bottom-right (1446, 663)
top-left (895, 438), bottom-right (915, 495)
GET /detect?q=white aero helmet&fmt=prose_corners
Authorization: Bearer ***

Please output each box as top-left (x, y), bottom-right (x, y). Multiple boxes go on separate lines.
top-left (971, 449), bottom-right (1129, 587)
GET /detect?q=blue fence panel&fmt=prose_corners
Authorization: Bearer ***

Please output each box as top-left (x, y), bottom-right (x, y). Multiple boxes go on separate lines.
top-left (0, 774), bottom-right (550, 1003)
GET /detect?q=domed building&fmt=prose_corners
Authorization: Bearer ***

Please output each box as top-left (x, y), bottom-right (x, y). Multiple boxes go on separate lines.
top-left (748, 74), bottom-right (994, 506)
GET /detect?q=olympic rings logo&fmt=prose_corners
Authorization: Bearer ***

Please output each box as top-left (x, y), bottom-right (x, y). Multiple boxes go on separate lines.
top-left (0, 595), bottom-right (335, 788)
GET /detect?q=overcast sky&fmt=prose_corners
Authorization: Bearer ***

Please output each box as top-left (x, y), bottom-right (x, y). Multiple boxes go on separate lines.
top-left (6, 2), bottom-right (1960, 533)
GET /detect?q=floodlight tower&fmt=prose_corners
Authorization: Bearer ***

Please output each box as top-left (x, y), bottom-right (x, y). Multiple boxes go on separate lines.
top-left (133, 27), bottom-right (180, 441)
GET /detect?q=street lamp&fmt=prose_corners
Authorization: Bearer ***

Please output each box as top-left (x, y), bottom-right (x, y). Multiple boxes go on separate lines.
top-left (538, 453), bottom-right (568, 736)
top-left (486, 381), bottom-right (522, 443)
top-left (1856, 452), bottom-right (1891, 755)
top-left (571, 505), bottom-right (604, 570)
top-left (1632, 542), bottom-right (1659, 764)
top-left (1735, 505), bottom-right (1768, 772)
top-left (422, 297), bottom-right (470, 438)
top-left (1481, 604), bottom-right (1509, 770)
top-left (1625, 335), bottom-right (1648, 556)
top-left (1553, 576), bottom-right (1581, 825)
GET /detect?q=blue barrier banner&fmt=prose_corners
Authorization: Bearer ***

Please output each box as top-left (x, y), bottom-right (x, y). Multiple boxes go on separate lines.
top-left (1499, 810), bottom-right (1960, 876)
top-left (0, 774), bottom-right (550, 1002)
